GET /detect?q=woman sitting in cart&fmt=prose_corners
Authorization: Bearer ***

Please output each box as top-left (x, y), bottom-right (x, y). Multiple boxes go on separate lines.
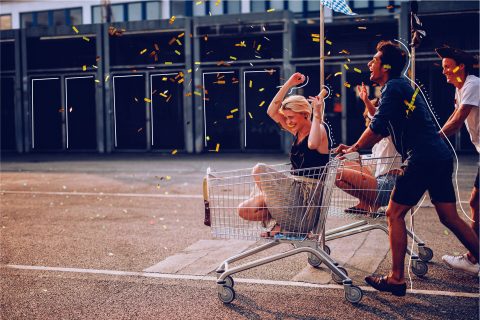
top-left (237, 72), bottom-right (330, 237)
top-left (335, 83), bottom-right (403, 215)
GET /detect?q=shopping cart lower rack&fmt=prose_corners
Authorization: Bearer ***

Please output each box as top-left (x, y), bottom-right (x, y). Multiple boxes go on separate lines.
top-left (202, 159), bottom-right (364, 304)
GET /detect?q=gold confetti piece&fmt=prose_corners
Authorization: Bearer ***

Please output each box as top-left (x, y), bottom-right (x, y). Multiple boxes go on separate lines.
top-left (383, 64), bottom-right (391, 69)
top-left (339, 49), bottom-right (350, 54)
top-left (215, 143), bottom-right (220, 152)
top-left (444, 230), bottom-right (449, 235)
top-left (72, 26), bottom-right (79, 34)
top-left (358, 26), bottom-right (367, 30)
top-left (344, 82), bottom-right (351, 88)
top-left (175, 50), bottom-right (181, 55)
top-left (259, 88), bottom-right (265, 92)
top-left (160, 93), bottom-right (167, 98)
top-left (82, 65), bottom-right (87, 71)
top-left (343, 64), bottom-right (349, 70)
top-left (162, 77), bottom-right (168, 81)
top-left (249, 80), bottom-right (253, 88)
top-left (178, 78), bottom-right (184, 84)
top-left (140, 48), bottom-right (147, 55)
top-left (187, 69), bottom-right (192, 73)
top-left (166, 176), bottom-right (171, 180)
top-left (194, 61), bottom-right (201, 65)
top-left (214, 80), bottom-right (225, 84)
top-left (325, 39), bottom-right (332, 45)
top-left (230, 108), bottom-right (238, 113)
top-left (171, 149), bottom-right (178, 155)
top-left (311, 33), bottom-right (320, 38)
top-left (206, 136), bottom-right (210, 141)
top-left (82, 36), bottom-right (90, 42)
top-left (194, 91), bottom-right (202, 96)
top-left (257, 44), bottom-right (261, 51)
top-left (178, 32), bottom-right (185, 38)
top-left (354, 68), bottom-right (361, 73)
top-left (176, 39), bottom-right (182, 45)
top-left (334, 72), bottom-right (342, 77)
top-left (312, 38), bottom-right (320, 43)
top-left (452, 66), bottom-right (460, 73)
top-left (259, 101), bottom-right (265, 107)
top-left (105, 75), bottom-right (110, 82)
top-left (226, 115), bottom-right (234, 119)
top-left (230, 56), bottom-right (237, 60)
top-left (235, 41), bottom-right (246, 47)
top-left (95, 79), bottom-right (100, 83)
top-left (248, 112), bottom-right (253, 119)
top-left (169, 16), bottom-right (176, 24)
top-left (144, 98), bottom-right (151, 103)
top-left (164, 62), bottom-right (172, 65)
top-left (196, 1), bottom-right (202, 4)
top-left (456, 77), bottom-right (462, 82)
top-left (336, 93), bottom-right (341, 98)
top-left (267, 8), bottom-right (275, 12)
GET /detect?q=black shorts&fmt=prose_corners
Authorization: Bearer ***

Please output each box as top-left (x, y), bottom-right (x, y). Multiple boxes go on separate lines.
top-left (475, 168), bottom-right (479, 189)
top-left (392, 159), bottom-right (456, 206)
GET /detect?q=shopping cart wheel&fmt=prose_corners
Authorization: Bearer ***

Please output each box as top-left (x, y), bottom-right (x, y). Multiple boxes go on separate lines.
top-left (345, 285), bottom-right (363, 304)
top-left (411, 260), bottom-right (428, 277)
top-left (331, 266), bottom-right (348, 284)
top-left (324, 245), bottom-right (331, 255)
top-left (223, 276), bottom-right (235, 288)
top-left (218, 286), bottom-right (235, 304)
top-left (308, 253), bottom-right (323, 267)
top-left (418, 246), bottom-right (433, 262)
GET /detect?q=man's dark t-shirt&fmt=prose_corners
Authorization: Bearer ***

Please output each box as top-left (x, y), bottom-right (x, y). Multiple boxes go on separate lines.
top-left (369, 77), bottom-right (452, 163)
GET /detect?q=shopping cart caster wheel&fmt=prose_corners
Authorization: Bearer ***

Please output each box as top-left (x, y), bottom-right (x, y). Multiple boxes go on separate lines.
top-left (218, 286), bottom-right (235, 304)
top-left (345, 285), bottom-right (363, 304)
top-left (324, 245), bottom-right (331, 255)
top-left (308, 254), bottom-right (323, 267)
top-left (411, 260), bottom-right (428, 277)
top-left (418, 246), bottom-right (433, 262)
top-left (332, 266), bottom-right (348, 284)
top-left (223, 276), bottom-right (234, 288)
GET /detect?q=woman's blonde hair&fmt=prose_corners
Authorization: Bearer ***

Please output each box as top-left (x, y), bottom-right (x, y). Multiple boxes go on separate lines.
top-left (279, 95), bottom-right (312, 118)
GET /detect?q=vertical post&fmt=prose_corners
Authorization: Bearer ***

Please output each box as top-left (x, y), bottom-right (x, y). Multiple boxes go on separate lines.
top-left (320, 5), bottom-right (325, 91)
top-left (410, 46), bottom-right (415, 88)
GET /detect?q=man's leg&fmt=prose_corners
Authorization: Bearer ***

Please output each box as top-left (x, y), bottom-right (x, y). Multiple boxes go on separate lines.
top-left (385, 200), bottom-right (413, 284)
top-left (466, 186), bottom-right (479, 263)
top-left (435, 201), bottom-right (479, 262)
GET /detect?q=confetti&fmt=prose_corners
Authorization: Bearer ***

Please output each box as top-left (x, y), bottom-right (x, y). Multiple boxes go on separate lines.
top-left (82, 36), bottom-right (90, 42)
top-left (387, 5), bottom-right (394, 9)
top-left (336, 93), bottom-right (341, 98)
top-left (311, 33), bottom-right (320, 38)
top-left (169, 15), bottom-right (176, 24)
top-left (312, 38), bottom-right (320, 43)
top-left (95, 79), bottom-right (100, 83)
top-left (339, 49), bottom-right (350, 54)
top-left (248, 112), bottom-right (253, 119)
top-left (140, 48), bottom-right (147, 55)
top-left (256, 44), bottom-right (261, 51)
top-left (343, 64), bottom-right (349, 70)
top-left (72, 26), bottom-right (79, 34)
top-left (168, 37), bottom-right (176, 45)
top-left (325, 39), bottom-right (332, 45)
top-left (194, 61), bottom-right (201, 65)
top-left (235, 41), bottom-right (246, 47)
top-left (226, 115), bottom-right (234, 119)
top-left (358, 26), bottom-right (367, 30)
top-left (259, 88), bottom-right (265, 92)
top-left (334, 72), bottom-right (342, 77)
top-left (229, 56), bottom-right (237, 61)
top-left (137, 127), bottom-right (143, 132)
top-left (267, 8), bottom-right (275, 12)
top-left (456, 77), bottom-right (462, 82)
top-left (215, 143), bottom-right (220, 152)
top-left (175, 50), bottom-right (181, 55)
top-left (196, 1), bottom-right (203, 4)
top-left (354, 68), bottom-right (361, 73)
top-left (249, 80), bottom-right (253, 88)
top-left (204, 35), bottom-right (208, 41)
top-left (187, 69), bottom-right (192, 73)
top-left (383, 64), bottom-right (391, 69)
top-left (164, 62), bottom-right (172, 65)
top-left (344, 82), bottom-right (351, 88)
top-left (444, 230), bottom-right (449, 235)
top-left (176, 39), bottom-right (182, 45)
top-left (206, 136), bottom-right (210, 141)
top-left (259, 101), bottom-right (265, 107)
top-left (452, 66), bottom-right (460, 73)
top-left (82, 65), bottom-right (86, 71)
top-left (194, 91), bottom-right (202, 96)
top-left (134, 97), bottom-right (139, 102)
top-left (171, 149), bottom-right (178, 155)
top-left (230, 108), bottom-right (238, 113)
top-left (144, 98), bottom-right (151, 103)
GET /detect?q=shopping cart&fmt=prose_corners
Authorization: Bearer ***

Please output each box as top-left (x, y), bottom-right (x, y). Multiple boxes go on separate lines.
top-left (203, 159), bottom-right (364, 304)
top-left (324, 154), bottom-right (432, 277)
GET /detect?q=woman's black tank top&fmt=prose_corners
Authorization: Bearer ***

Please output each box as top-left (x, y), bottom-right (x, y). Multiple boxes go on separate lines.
top-left (290, 134), bottom-right (330, 172)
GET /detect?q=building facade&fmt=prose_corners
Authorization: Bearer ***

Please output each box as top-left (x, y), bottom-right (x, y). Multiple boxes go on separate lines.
top-left (0, 1), bottom-right (478, 154)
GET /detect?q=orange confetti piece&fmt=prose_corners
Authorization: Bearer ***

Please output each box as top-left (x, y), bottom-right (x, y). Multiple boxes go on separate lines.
top-left (169, 16), bottom-right (176, 24)
top-left (144, 98), bottom-right (151, 103)
top-left (339, 49), bottom-right (350, 54)
top-left (168, 38), bottom-right (176, 45)
top-left (178, 32), bottom-right (185, 38)
top-left (235, 41), bottom-right (246, 47)
top-left (72, 26), bottom-right (79, 34)
top-left (311, 34), bottom-right (320, 38)
top-left (456, 77), bottom-right (462, 82)
top-left (336, 93), bottom-right (341, 98)
top-left (344, 82), bottom-right (351, 88)
top-left (453, 66), bottom-right (460, 73)
top-left (140, 48), bottom-right (147, 55)
top-left (178, 78), bottom-right (184, 84)
top-left (214, 80), bottom-right (225, 84)
top-left (259, 101), bottom-right (265, 107)
top-left (171, 149), bottom-right (178, 155)
top-left (387, 5), bottom-right (394, 9)
top-left (226, 115), bottom-right (234, 119)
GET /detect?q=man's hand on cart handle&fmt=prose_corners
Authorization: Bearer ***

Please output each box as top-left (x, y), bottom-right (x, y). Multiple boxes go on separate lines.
top-left (334, 144), bottom-right (361, 160)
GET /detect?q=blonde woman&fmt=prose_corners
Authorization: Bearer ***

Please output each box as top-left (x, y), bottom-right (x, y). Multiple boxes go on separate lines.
top-left (238, 72), bottom-right (330, 236)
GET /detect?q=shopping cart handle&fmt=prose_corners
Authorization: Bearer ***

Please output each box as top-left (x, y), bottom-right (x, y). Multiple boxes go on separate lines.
top-left (342, 152), bottom-right (360, 160)
top-left (203, 176), bottom-right (211, 226)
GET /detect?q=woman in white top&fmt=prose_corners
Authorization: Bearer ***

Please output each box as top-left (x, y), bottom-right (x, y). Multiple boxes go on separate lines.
top-left (335, 83), bottom-right (403, 214)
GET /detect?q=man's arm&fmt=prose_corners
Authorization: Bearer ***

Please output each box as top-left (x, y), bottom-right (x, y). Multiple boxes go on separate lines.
top-left (439, 104), bottom-right (474, 138)
top-left (335, 127), bottom-right (383, 155)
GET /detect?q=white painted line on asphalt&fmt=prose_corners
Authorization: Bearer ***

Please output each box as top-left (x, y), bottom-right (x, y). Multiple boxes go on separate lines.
top-left (0, 190), bottom-right (203, 199)
top-left (5, 264), bottom-right (479, 299)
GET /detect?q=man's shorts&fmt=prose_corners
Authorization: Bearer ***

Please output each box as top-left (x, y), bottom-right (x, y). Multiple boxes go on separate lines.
top-left (475, 167), bottom-right (479, 189)
top-left (392, 159), bottom-right (456, 206)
